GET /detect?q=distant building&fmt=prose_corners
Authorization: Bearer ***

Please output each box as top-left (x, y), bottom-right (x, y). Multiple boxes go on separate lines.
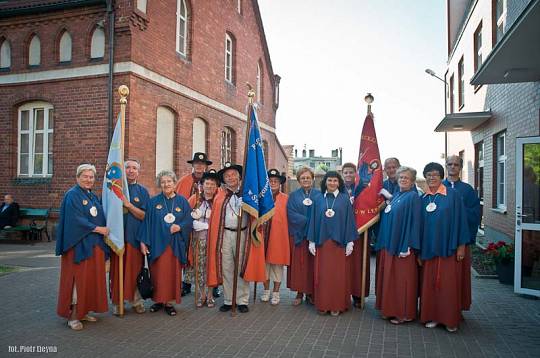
top-left (292, 147), bottom-right (343, 175)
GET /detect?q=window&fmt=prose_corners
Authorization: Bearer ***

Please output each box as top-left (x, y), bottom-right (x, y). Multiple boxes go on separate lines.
top-left (156, 107), bottom-right (175, 175)
top-left (495, 131), bottom-right (506, 209)
top-left (18, 102), bottom-right (54, 177)
top-left (221, 127), bottom-right (234, 167)
top-left (192, 117), bottom-right (207, 155)
top-left (225, 33), bottom-right (234, 83)
top-left (493, 0), bottom-right (506, 45)
top-left (274, 74), bottom-right (281, 108)
top-left (176, 0), bottom-right (188, 56)
top-left (262, 139), bottom-right (269, 167)
top-left (473, 22), bottom-right (482, 73)
top-left (28, 35), bottom-right (41, 66)
top-left (475, 141), bottom-right (484, 229)
top-left (449, 74), bottom-right (455, 114)
top-left (256, 61), bottom-right (263, 104)
top-left (459, 150), bottom-right (465, 179)
top-left (136, 0), bottom-right (147, 13)
top-left (90, 27), bottom-right (105, 59)
top-left (237, 0), bottom-right (242, 14)
top-left (0, 39), bottom-right (11, 69)
top-left (59, 31), bottom-right (72, 63)
top-left (458, 57), bottom-right (464, 109)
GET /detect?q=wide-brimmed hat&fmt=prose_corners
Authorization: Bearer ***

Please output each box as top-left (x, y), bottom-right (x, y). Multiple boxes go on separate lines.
top-left (267, 168), bottom-right (286, 184)
top-left (187, 152), bottom-right (212, 165)
top-left (201, 169), bottom-right (220, 184)
top-left (218, 162), bottom-right (243, 182)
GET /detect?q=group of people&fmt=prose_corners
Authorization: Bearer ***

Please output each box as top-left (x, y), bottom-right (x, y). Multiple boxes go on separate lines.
top-left (55, 152), bottom-right (480, 334)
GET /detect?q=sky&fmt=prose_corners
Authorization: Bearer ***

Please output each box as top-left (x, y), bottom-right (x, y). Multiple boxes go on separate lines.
top-left (258, 0), bottom-right (448, 171)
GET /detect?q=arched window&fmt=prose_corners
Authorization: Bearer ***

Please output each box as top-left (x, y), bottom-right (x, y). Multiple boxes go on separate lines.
top-left (192, 117), bottom-right (207, 155)
top-left (18, 102), bottom-right (54, 177)
top-left (156, 107), bottom-right (175, 175)
top-left (59, 31), bottom-right (72, 62)
top-left (225, 33), bottom-right (235, 83)
top-left (221, 127), bottom-right (234, 167)
top-left (90, 27), bottom-right (105, 59)
top-left (256, 61), bottom-right (263, 104)
top-left (262, 139), bottom-right (269, 167)
top-left (28, 35), bottom-right (41, 66)
top-left (136, 0), bottom-right (147, 13)
top-left (0, 39), bottom-right (11, 69)
top-left (176, 0), bottom-right (189, 56)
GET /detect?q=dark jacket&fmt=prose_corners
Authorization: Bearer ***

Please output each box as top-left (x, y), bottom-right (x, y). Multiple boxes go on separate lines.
top-left (0, 202), bottom-right (20, 228)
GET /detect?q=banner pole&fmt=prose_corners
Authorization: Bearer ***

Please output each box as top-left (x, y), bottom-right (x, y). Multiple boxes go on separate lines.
top-left (118, 85), bottom-right (129, 317)
top-left (360, 230), bottom-right (368, 309)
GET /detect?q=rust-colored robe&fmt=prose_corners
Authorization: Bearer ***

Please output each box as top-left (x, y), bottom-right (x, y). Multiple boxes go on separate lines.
top-left (265, 192), bottom-right (290, 265)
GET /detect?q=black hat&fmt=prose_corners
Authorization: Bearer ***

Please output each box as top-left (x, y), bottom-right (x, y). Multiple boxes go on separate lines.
top-left (267, 168), bottom-right (286, 184)
top-left (201, 169), bottom-right (220, 184)
top-left (187, 152), bottom-right (213, 165)
top-left (218, 162), bottom-right (243, 182)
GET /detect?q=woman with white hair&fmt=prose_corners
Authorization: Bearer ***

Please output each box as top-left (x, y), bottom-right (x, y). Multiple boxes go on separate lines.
top-left (139, 170), bottom-right (192, 316)
top-left (56, 164), bottom-right (110, 331)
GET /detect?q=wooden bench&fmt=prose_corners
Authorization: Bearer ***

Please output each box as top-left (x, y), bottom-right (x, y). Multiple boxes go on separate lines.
top-left (1, 208), bottom-right (50, 241)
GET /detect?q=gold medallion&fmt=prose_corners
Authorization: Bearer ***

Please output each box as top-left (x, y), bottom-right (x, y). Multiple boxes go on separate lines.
top-left (156, 204), bottom-right (163, 209)
top-left (175, 207), bottom-right (181, 212)
top-left (82, 199), bottom-right (88, 205)
top-left (134, 197), bottom-right (140, 202)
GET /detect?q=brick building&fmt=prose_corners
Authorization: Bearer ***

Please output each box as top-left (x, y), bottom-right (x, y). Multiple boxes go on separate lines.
top-left (435, 0), bottom-right (539, 294)
top-left (0, 0), bottom-right (288, 212)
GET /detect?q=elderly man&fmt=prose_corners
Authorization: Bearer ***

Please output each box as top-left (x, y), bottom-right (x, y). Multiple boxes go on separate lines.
top-left (0, 194), bottom-right (20, 229)
top-left (206, 162), bottom-right (266, 313)
top-left (443, 155), bottom-right (481, 311)
top-left (381, 158), bottom-right (400, 199)
top-left (110, 159), bottom-right (150, 315)
top-left (176, 152), bottom-right (213, 296)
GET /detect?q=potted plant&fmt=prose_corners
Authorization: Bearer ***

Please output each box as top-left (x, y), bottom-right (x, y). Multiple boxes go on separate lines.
top-left (484, 241), bottom-right (515, 284)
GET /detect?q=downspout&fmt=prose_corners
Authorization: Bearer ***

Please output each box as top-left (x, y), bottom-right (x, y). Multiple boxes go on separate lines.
top-left (107, 0), bottom-right (115, 145)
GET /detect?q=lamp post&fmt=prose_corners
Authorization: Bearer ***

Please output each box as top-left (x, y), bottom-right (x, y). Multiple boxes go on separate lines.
top-left (425, 68), bottom-right (448, 160)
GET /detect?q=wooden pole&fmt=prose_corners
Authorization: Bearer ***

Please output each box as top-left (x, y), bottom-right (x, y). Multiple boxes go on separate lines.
top-left (194, 238), bottom-right (199, 308)
top-left (360, 230), bottom-right (368, 309)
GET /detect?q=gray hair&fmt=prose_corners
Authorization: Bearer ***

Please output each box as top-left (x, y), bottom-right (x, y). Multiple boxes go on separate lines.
top-left (156, 170), bottom-right (177, 187)
top-left (125, 159), bottom-right (141, 169)
top-left (396, 166), bottom-right (417, 182)
top-left (384, 157), bottom-right (401, 167)
top-left (76, 164), bottom-right (96, 177)
top-left (446, 155), bottom-right (463, 168)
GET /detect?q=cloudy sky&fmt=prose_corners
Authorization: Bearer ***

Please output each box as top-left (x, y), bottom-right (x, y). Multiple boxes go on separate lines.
top-left (259, 0), bottom-right (447, 171)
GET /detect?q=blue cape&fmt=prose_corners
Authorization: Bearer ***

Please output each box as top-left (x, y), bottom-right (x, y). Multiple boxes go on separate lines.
top-left (383, 178), bottom-right (399, 195)
top-left (307, 191), bottom-right (358, 247)
top-left (420, 187), bottom-right (470, 260)
top-left (138, 193), bottom-right (192, 264)
top-left (443, 179), bottom-right (481, 244)
top-left (124, 183), bottom-right (150, 249)
top-left (55, 185), bottom-right (110, 263)
top-left (287, 188), bottom-right (323, 246)
top-left (375, 190), bottom-right (422, 255)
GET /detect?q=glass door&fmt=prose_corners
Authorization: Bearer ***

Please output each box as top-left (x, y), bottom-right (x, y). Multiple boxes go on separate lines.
top-left (515, 136), bottom-right (540, 296)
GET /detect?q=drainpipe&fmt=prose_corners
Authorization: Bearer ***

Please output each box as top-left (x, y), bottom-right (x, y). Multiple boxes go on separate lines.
top-left (106, 0), bottom-right (115, 145)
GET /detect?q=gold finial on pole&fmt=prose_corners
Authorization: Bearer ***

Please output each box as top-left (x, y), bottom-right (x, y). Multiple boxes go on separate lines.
top-left (247, 83), bottom-right (255, 104)
top-left (364, 93), bottom-right (374, 115)
top-left (119, 85), bottom-right (129, 105)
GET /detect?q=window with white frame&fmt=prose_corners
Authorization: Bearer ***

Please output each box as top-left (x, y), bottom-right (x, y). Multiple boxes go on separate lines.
top-left (18, 102), bottom-right (54, 177)
top-left (494, 0), bottom-right (506, 44)
top-left (221, 127), bottom-right (234, 167)
top-left (0, 39), bottom-right (10, 69)
top-left (28, 35), bottom-right (41, 66)
top-left (59, 31), bottom-right (72, 62)
top-left (192, 117), bottom-right (207, 154)
top-left (474, 22), bottom-right (482, 73)
top-left (256, 62), bottom-right (263, 104)
top-left (90, 27), bottom-right (105, 59)
top-left (176, 0), bottom-right (188, 56)
top-left (458, 57), bottom-right (464, 109)
top-left (225, 33), bottom-right (234, 83)
top-left (237, 0), bottom-right (242, 14)
top-left (262, 139), bottom-right (269, 167)
top-left (495, 131), bottom-right (506, 209)
top-left (136, 0), bottom-right (147, 13)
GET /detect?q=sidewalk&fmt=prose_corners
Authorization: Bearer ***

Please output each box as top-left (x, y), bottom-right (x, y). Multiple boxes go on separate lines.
top-left (1, 241), bottom-right (539, 358)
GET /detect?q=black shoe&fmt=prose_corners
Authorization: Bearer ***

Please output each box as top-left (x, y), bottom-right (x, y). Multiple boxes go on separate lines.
top-left (212, 287), bottom-right (220, 298)
top-left (219, 304), bottom-right (232, 312)
top-left (238, 305), bottom-right (249, 313)
top-left (352, 296), bottom-right (362, 308)
top-left (181, 283), bottom-right (192, 297)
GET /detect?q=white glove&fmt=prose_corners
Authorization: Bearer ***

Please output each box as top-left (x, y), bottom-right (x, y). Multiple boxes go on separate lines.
top-left (192, 220), bottom-right (209, 232)
top-left (399, 247), bottom-right (411, 258)
top-left (308, 242), bottom-right (316, 256)
top-left (379, 188), bottom-right (393, 200)
top-left (345, 241), bottom-right (354, 256)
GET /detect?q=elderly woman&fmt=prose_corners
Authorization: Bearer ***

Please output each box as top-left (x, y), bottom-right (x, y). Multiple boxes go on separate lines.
top-left (375, 166), bottom-right (422, 324)
top-left (307, 171), bottom-right (357, 316)
top-left (420, 162), bottom-right (469, 332)
top-left (56, 164), bottom-right (110, 331)
top-left (188, 170), bottom-right (220, 308)
top-left (286, 167), bottom-right (321, 306)
top-left (139, 170), bottom-right (192, 316)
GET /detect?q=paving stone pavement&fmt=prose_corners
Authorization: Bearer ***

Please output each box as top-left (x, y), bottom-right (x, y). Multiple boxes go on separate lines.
top-left (1, 242), bottom-right (539, 358)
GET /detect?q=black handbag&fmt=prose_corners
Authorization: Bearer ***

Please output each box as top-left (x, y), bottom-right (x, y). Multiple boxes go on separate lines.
top-left (137, 255), bottom-right (153, 300)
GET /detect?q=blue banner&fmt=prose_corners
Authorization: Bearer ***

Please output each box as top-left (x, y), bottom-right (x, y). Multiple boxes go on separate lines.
top-left (242, 105), bottom-right (274, 246)
top-left (102, 115), bottom-right (129, 255)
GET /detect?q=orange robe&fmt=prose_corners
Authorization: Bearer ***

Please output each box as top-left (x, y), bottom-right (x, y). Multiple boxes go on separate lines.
top-left (175, 173), bottom-right (198, 199)
top-left (206, 190), bottom-right (266, 286)
top-left (265, 192), bottom-right (290, 265)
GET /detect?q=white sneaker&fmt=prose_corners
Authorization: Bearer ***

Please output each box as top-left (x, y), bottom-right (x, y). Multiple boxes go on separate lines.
top-left (425, 321), bottom-right (439, 328)
top-left (260, 290), bottom-right (271, 302)
top-left (111, 304), bottom-right (119, 316)
top-left (270, 292), bottom-right (280, 305)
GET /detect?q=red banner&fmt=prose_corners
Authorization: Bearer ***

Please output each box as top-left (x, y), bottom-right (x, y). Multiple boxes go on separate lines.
top-left (353, 113), bottom-right (384, 233)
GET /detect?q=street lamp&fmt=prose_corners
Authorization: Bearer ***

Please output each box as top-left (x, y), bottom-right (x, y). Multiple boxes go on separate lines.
top-left (425, 68), bottom-right (448, 160)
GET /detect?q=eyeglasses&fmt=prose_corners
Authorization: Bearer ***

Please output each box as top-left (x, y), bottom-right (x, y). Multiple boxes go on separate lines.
top-left (446, 163), bottom-right (460, 167)
top-left (426, 174), bottom-right (441, 179)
